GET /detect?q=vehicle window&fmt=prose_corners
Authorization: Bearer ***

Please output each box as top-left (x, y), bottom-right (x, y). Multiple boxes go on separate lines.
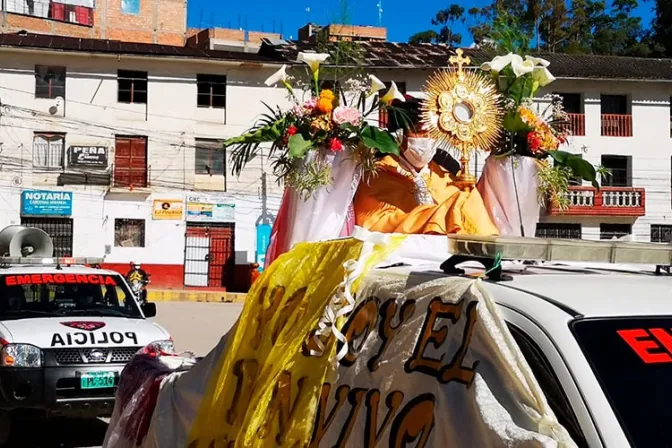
top-left (508, 324), bottom-right (589, 448)
top-left (0, 273), bottom-right (141, 319)
top-left (571, 317), bottom-right (672, 448)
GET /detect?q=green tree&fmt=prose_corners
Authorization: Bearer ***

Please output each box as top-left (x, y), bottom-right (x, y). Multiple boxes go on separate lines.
top-left (651, 0), bottom-right (672, 55)
top-left (409, 4), bottom-right (466, 45)
top-left (413, 0), bottom-right (652, 56)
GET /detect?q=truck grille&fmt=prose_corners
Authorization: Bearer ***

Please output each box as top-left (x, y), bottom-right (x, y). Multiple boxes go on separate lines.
top-left (51, 347), bottom-right (141, 365)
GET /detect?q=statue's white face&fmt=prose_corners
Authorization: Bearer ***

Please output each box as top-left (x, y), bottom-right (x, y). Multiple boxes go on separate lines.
top-left (403, 135), bottom-right (437, 170)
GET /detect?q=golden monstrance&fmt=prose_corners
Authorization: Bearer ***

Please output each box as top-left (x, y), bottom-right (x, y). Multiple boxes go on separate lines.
top-left (422, 49), bottom-right (501, 187)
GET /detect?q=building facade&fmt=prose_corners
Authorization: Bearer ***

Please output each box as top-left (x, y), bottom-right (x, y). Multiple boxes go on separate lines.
top-left (0, 33), bottom-right (286, 290)
top-left (0, 34), bottom-right (670, 291)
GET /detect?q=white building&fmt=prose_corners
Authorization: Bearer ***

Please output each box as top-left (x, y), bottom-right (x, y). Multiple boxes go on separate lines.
top-left (0, 32), bottom-right (287, 290)
top-left (0, 34), bottom-right (670, 289)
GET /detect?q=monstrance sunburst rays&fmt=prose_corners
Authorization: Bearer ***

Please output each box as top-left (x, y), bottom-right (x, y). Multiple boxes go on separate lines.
top-left (421, 49), bottom-right (502, 185)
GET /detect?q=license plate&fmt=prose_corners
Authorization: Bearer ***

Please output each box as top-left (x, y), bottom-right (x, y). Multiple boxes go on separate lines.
top-left (80, 372), bottom-right (115, 389)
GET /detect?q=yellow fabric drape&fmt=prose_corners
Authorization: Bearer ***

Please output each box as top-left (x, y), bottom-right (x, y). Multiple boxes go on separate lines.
top-left (354, 155), bottom-right (499, 236)
top-left (186, 235), bottom-right (403, 448)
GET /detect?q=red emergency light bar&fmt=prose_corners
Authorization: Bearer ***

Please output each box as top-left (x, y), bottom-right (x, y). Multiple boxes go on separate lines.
top-left (0, 257), bottom-right (105, 266)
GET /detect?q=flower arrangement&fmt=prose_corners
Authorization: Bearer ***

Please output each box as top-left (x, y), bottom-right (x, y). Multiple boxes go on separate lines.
top-left (480, 53), bottom-right (601, 208)
top-left (225, 52), bottom-right (407, 199)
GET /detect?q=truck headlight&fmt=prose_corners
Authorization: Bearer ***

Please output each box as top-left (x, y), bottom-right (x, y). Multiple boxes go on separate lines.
top-left (148, 339), bottom-right (174, 354)
top-left (1, 344), bottom-right (42, 368)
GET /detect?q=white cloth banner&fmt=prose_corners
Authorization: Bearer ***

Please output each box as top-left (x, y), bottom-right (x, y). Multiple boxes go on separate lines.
top-left (313, 271), bottom-right (576, 447)
top-left (105, 268), bottom-right (576, 448)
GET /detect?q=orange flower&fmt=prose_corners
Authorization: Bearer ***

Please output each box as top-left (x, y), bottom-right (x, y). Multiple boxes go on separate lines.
top-left (518, 106), bottom-right (538, 126)
top-left (317, 89), bottom-right (336, 114)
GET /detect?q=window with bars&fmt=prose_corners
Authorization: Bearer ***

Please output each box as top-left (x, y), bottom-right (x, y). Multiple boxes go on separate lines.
top-left (651, 224), bottom-right (672, 243)
top-left (195, 139), bottom-right (226, 178)
top-left (33, 133), bottom-right (65, 169)
top-left (20, 217), bottom-right (73, 257)
top-left (118, 70), bottom-right (148, 104)
top-left (600, 223), bottom-right (632, 240)
top-left (555, 92), bottom-right (583, 114)
top-left (114, 219), bottom-right (145, 247)
top-left (35, 66), bottom-right (66, 99)
top-left (535, 223), bottom-right (582, 239)
top-left (197, 74), bottom-right (227, 109)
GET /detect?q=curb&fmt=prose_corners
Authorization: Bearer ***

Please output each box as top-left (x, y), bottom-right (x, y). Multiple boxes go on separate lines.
top-left (146, 290), bottom-right (247, 303)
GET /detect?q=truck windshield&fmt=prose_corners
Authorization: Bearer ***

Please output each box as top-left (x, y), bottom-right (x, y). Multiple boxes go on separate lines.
top-left (0, 272), bottom-right (142, 319)
top-left (571, 317), bottom-right (672, 447)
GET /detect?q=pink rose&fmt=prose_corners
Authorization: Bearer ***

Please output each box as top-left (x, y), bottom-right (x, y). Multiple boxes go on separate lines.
top-left (332, 106), bottom-right (362, 126)
top-left (304, 98), bottom-right (318, 111)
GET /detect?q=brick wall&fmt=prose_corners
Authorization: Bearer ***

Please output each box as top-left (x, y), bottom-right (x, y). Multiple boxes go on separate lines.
top-left (1, 0), bottom-right (185, 44)
top-left (186, 28), bottom-right (281, 48)
top-left (1, 13), bottom-right (99, 38)
top-left (97, 0), bottom-right (185, 44)
top-left (327, 24), bottom-right (387, 41)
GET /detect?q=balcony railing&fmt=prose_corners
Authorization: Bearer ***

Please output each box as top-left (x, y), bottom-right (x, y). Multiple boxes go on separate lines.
top-left (558, 113), bottom-right (585, 136)
top-left (549, 186), bottom-right (645, 217)
top-left (601, 114), bottom-right (632, 137)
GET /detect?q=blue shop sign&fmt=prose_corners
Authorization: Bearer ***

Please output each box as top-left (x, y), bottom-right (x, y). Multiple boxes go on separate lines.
top-left (21, 190), bottom-right (73, 217)
top-left (256, 224), bottom-right (272, 271)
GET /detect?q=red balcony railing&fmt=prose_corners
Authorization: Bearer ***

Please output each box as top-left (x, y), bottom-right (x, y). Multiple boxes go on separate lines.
top-left (549, 186), bottom-right (645, 217)
top-left (558, 113), bottom-right (585, 136)
top-left (601, 114), bottom-right (632, 137)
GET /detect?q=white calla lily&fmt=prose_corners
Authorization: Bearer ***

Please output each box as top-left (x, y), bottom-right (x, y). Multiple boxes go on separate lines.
top-left (263, 64), bottom-right (294, 95)
top-left (264, 65), bottom-right (288, 86)
top-left (380, 81), bottom-right (406, 105)
top-left (531, 66), bottom-right (556, 87)
top-left (297, 52), bottom-right (330, 74)
top-left (511, 54), bottom-right (535, 77)
top-left (525, 55), bottom-right (550, 67)
top-left (481, 53), bottom-right (513, 73)
top-left (368, 74), bottom-right (386, 96)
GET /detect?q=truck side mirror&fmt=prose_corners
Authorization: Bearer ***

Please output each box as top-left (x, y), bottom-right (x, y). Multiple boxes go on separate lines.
top-left (141, 302), bottom-right (156, 318)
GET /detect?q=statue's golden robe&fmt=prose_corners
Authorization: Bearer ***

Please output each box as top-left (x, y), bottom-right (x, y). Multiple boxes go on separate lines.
top-left (354, 155), bottom-right (499, 235)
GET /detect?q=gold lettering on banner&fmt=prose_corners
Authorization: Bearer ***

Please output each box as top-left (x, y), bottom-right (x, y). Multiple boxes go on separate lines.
top-left (389, 394), bottom-right (436, 448)
top-left (206, 435), bottom-right (235, 448)
top-left (226, 358), bottom-right (259, 425)
top-left (364, 389), bottom-right (404, 447)
top-left (405, 298), bottom-right (479, 386)
top-left (251, 286), bottom-right (285, 350)
top-left (309, 384), bottom-right (350, 447)
top-left (338, 297), bottom-right (380, 367)
top-left (368, 299), bottom-right (416, 372)
top-left (334, 388), bottom-right (367, 447)
top-left (257, 370), bottom-right (308, 445)
top-left (272, 287), bottom-right (308, 345)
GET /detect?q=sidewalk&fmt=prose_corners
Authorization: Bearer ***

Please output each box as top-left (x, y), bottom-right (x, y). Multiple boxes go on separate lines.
top-left (146, 289), bottom-right (247, 303)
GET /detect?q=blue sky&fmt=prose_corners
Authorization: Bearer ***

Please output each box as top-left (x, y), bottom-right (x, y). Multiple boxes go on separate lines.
top-left (186, 0), bottom-right (655, 45)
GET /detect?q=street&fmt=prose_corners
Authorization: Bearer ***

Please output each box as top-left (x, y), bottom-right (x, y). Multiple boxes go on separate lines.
top-left (4, 302), bottom-right (243, 448)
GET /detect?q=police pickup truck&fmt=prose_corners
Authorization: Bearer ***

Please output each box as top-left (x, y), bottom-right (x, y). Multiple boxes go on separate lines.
top-left (0, 245), bottom-right (171, 443)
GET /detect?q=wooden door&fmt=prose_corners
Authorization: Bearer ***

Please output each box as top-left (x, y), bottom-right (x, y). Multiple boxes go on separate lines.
top-left (114, 137), bottom-right (147, 188)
